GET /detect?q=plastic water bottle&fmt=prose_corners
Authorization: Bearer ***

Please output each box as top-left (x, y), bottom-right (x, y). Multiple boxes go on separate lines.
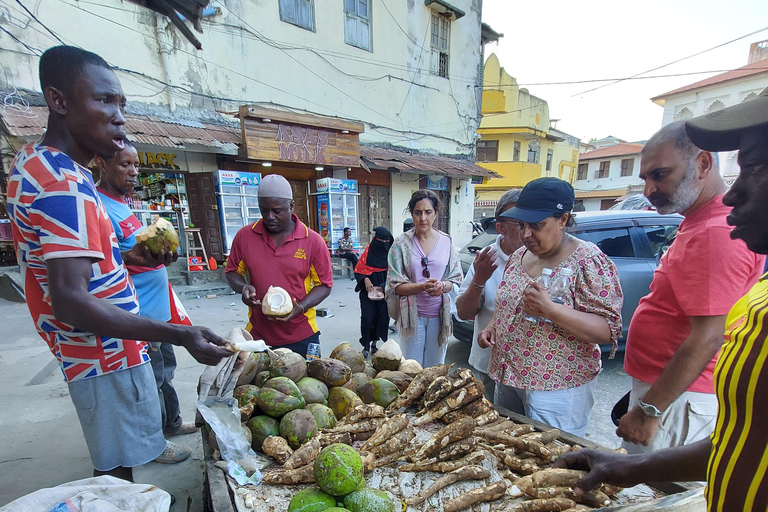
top-left (523, 268), bottom-right (552, 323)
top-left (306, 343), bottom-right (321, 362)
top-left (550, 268), bottom-right (573, 306)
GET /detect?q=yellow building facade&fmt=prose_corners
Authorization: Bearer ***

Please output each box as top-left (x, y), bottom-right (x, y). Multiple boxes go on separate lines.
top-left (475, 54), bottom-right (580, 211)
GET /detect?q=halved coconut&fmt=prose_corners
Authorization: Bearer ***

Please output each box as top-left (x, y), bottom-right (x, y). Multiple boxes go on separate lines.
top-left (262, 286), bottom-right (294, 317)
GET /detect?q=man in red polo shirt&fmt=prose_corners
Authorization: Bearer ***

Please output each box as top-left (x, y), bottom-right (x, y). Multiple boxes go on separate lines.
top-left (225, 174), bottom-right (333, 357)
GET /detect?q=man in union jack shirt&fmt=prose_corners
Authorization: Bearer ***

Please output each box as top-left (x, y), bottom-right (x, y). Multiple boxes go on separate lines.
top-left (6, 46), bottom-right (230, 483)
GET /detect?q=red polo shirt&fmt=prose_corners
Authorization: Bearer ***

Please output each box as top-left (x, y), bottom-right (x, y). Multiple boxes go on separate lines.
top-left (225, 214), bottom-right (333, 345)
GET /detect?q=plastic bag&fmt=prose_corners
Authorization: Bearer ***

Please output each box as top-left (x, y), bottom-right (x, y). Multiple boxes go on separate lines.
top-left (197, 396), bottom-right (255, 462)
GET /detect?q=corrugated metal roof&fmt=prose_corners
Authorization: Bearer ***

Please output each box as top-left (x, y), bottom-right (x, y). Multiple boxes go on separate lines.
top-left (360, 146), bottom-right (500, 179)
top-left (579, 143), bottom-right (644, 161)
top-left (1, 106), bottom-right (240, 153)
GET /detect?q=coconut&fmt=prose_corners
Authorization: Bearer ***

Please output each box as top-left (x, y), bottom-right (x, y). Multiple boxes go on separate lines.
top-left (279, 409), bottom-right (318, 449)
top-left (255, 370), bottom-right (271, 387)
top-left (329, 342), bottom-right (366, 373)
top-left (374, 370), bottom-right (413, 393)
top-left (233, 384), bottom-right (260, 407)
top-left (262, 286), bottom-right (293, 317)
top-left (342, 372), bottom-right (372, 395)
top-left (269, 350), bottom-right (307, 383)
top-left (343, 487), bottom-right (397, 512)
top-left (287, 489), bottom-right (337, 512)
top-left (359, 378), bottom-right (400, 408)
top-left (398, 359), bottom-right (423, 378)
top-left (308, 358), bottom-right (352, 387)
top-left (363, 363), bottom-right (377, 379)
top-left (135, 217), bottom-right (179, 255)
top-left (327, 386), bottom-right (363, 420)
top-left (256, 377), bottom-right (305, 417)
top-left (246, 415), bottom-right (280, 451)
top-left (306, 403), bottom-right (337, 430)
top-left (371, 339), bottom-right (402, 372)
top-left (239, 403), bottom-right (255, 423)
top-left (296, 377), bottom-right (329, 405)
top-left (313, 444), bottom-right (364, 496)
top-left (241, 424), bottom-right (252, 445)
top-left (237, 351), bottom-right (271, 387)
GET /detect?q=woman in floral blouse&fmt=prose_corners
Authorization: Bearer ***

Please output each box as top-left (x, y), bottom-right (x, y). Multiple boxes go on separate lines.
top-left (478, 178), bottom-right (623, 437)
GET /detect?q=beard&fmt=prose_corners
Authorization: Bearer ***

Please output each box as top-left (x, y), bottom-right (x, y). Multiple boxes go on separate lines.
top-left (655, 163), bottom-right (700, 215)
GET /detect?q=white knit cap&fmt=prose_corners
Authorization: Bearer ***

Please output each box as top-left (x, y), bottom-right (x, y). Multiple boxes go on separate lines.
top-left (258, 174), bottom-right (293, 200)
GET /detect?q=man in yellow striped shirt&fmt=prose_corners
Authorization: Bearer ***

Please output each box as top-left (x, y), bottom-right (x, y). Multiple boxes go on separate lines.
top-left (557, 86), bottom-right (768, 511)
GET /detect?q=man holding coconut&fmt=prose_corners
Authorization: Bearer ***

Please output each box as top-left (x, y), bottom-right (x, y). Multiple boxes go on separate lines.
top-left (225, 174), bottom-right (333, 358)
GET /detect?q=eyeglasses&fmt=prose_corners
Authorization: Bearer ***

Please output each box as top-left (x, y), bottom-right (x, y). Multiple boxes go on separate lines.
top-left (421, 257), bottom-right (430, 278)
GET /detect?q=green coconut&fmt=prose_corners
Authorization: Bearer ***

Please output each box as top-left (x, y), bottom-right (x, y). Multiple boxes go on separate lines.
top-left (314, 443), bottom-right (364, 497)
top-left (287, 488), bottom-right (337, 512)
top-left (135, 217), bottom-right (179, 255)
top-left (330, 342), bottom-right (366, 373)
top-left (342, 372), bottom-right (372, 396)
top-left (256, 376), bottom-right (305, 417)
top-left (363, 363), bottom-right (377, 379)
top-left (359, 378), bottom-right (400, 408)
top-left (328, 386), bottom-right (363, 420)
top-left (246, 415), bottom-right (280, 451)
top-left (324, 509), bottom-right (350, 512)
top-left (297, 377), bottom-right (329, 405)
top-left (237, 351), bottom-right (270, 387)
top-left (269, 350), bottom-right (308, 383)
top-left (255, 370), bottom-right (271, 387)
top-left (373, 370), bottom-right (412, 393)
top-left (343, 487), bottom-right (396, 512)
top-left (233, 384), bottom-right (260, 407)
top-left (279, 408), bottom-right (318, 449)
top-left (306, 403), bottom-right (337, 430)
top-left (308, 358), bottom-right (352, 387)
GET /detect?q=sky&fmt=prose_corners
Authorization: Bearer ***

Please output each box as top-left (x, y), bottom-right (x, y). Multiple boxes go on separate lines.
top-left (481, 0), bottom-right (768, 142)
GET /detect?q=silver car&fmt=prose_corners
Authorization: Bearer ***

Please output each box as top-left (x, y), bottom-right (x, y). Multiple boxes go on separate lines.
top-left (455, 210), bottom-right (683, 351)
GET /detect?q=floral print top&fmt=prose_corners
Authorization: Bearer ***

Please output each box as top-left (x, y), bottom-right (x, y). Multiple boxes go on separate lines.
top-left (487, 241), bottom-right (623, 391)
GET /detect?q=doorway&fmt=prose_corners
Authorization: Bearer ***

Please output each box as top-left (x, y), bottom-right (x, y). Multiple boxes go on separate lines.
top-left (358, 184), bottom-right (391, 248)
top-left (186, 172), bottom-right (224, 260)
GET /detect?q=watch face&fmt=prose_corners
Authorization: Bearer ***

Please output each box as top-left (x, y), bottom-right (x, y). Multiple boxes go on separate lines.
top-left (640, 402), bottom-right (661, 417)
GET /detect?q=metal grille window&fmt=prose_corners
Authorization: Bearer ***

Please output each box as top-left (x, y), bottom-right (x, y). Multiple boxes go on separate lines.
top-left (595, 160), bottom-right (610, 178)
top-left (477, 140), bottom-right (498, 162)
top-left (577, 163), bottom-right (588, 180)
top-left (527, 141), bottom-right (540, 164)
top-left (513, 141), bottom-right (521, 162)
top-left (620, 158), bottom-right (634, 177)
top-left (430, 14), bottom-right (450, 78)
top-left (279, 0), bottom-right (315, 31)
top-left (344, 0), bottom-right (371, 51)
top-left (546, 149), bottom-right (553, 171)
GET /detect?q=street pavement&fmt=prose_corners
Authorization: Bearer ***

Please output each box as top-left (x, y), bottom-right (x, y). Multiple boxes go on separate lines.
top-left (0, 275), bottom-right (630, 510)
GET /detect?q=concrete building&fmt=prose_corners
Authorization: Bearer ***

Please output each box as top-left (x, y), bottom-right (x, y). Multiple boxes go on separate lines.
top-left (651, 40), bottom-right (768, 183)
top-left (0, 0), bottom-right (499, 258)
top-left (473, 54), bottom-right (580, 220)
top-left (574, 143), bottom-right (644, 211)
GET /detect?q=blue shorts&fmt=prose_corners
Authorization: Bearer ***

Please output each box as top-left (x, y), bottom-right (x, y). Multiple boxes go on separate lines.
top-left (68, 363), bottom-right (165, 471)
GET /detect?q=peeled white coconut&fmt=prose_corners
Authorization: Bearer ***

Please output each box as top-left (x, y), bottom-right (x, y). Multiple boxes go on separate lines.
top-left (372, 339), bottom-right (403, 372)
top-left (262, 286), bottom-right (294, 317)
top-left (398, 359), bottom-right (423, 377)
top-left (223, 327), bottom-right (268, 353)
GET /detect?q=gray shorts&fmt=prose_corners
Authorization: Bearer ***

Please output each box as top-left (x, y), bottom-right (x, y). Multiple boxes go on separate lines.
top-left (68, 363), bottom-right (166, 471)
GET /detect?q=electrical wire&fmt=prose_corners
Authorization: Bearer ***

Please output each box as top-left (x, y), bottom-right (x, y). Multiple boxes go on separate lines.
top-left (14, 0), bottom-right (65, 44)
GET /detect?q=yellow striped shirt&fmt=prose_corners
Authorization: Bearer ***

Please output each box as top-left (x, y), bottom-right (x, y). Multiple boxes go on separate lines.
top-left (707, 273), bottom-right (768, 511)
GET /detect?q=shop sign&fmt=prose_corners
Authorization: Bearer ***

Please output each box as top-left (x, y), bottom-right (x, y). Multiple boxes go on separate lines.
top-left (220, 170), bottom-right (260, 186)
top-left (316, 178), bottom-right (358, 193)
top-left (471, 175), bottom-right (485, 185)
top-left (427, 176), bottom-right (448, 191)
top-left (137, 151), bottom-right (180, 170)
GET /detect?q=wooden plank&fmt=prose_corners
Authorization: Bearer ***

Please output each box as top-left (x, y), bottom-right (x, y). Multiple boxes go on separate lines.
top-left (201, 425), bottom-right (236, 512)
top-left (240, 105), bottom-right (365, 133)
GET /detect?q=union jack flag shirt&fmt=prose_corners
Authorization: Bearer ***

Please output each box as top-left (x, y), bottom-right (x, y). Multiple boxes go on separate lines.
top-left (6, 144), bottom-right (149, 382)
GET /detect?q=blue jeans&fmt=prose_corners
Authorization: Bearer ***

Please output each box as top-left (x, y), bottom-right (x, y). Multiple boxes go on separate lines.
top-left (149, 342), bottom-right (182, 433)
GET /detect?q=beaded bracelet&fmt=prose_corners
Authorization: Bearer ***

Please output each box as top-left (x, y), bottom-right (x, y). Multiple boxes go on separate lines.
top-left (471, 281), bottom-right (485, 289)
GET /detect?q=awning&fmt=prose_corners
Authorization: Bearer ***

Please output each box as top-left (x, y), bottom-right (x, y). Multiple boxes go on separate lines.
top-left (574, 189), bottom-right (627, 199)
top-left (360, 146), bottom-right (500, 179)
top-left (1, 106), bottom-right (241, 154)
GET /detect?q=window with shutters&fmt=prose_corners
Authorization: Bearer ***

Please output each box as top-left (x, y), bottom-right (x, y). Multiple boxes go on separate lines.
top-left (429, 14), bottom-right (450, 78)
top-left (344, 0), bottom-right (371, 51)
top-left (513, 141), bottom-right (521, 162)
top-left (546, 149), bottom-right (553, 171)
top-left (620, 158), bottom-right (634, 177)
top-left (577, 163), bottom-right (588, 180)
top-left (476, 140), bottom-right (498, 162)
top-left (527, 141), bottom-right (540, 164)
top-left (595, 160), bottom-right (610, 178)
top-left (279, 0), bottom-right (315, 31)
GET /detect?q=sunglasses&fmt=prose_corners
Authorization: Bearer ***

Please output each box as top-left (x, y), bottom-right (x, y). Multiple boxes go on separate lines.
top-left (421, 257), bottom-right (430, 278)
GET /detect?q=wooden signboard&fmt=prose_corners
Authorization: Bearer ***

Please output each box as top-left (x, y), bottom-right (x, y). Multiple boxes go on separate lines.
top-left (240, 105), bottom-right (364, 168)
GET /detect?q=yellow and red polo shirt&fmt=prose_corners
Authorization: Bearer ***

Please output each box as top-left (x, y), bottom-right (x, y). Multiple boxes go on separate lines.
top-left (225, 214), bottom-right (333, 345)
top-left (707, 272), bottom-right (768, 510)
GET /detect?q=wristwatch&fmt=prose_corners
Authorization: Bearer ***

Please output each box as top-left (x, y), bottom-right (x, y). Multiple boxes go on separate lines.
top-left (638, 400), bottom-right (663, 418)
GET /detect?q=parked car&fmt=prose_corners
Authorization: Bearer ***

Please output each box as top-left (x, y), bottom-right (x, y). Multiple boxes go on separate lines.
top-left (453, 210), bottom-right (683, 352)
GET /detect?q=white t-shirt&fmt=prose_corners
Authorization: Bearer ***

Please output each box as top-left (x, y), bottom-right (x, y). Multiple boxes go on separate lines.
top-left (457, 235), bottom-right (511, 374)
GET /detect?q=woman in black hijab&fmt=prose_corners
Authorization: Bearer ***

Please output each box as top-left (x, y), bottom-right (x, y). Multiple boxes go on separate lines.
top-left (354, 227), bottom-right (394, 357)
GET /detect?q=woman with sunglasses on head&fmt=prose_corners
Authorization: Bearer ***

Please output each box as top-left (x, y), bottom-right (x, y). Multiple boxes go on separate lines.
top-left (477, 178), bottom-right (623, 437)
top-left (386, 190), bottom-right (463, 366)
top-left (354, 226), bottom-right (394, 358)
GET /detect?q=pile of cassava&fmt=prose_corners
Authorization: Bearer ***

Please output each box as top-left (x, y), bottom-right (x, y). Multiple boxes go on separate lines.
top-left (223, 341), bottom-right (633, 512)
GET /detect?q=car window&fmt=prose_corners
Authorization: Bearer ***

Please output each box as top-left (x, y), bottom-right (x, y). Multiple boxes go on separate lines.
top-left (572, 227), bottom-right (634, 258)
top-left (644, 225), bottom-right (678, 260)
top-left (460, 232), bottom-right (498, 254)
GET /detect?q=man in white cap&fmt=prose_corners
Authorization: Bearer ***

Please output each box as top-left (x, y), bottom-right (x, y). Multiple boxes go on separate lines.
top-left (555, 86), bottom-right (768, 511)
top-left (225, 174), bottom-right (333, 357)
